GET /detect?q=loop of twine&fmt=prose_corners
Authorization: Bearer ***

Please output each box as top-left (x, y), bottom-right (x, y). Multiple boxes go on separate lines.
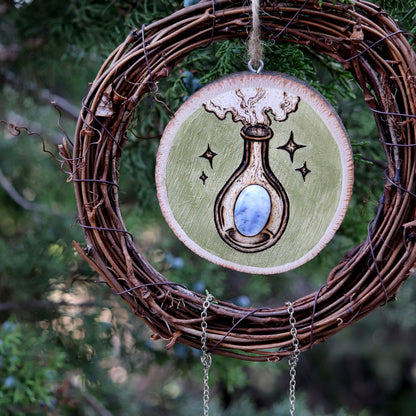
top-left (248, 0), bottom-right (264, 72)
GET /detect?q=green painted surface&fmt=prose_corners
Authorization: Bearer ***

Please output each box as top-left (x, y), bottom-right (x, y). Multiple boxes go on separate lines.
top-left (165, 100), bottom-right (344, 269)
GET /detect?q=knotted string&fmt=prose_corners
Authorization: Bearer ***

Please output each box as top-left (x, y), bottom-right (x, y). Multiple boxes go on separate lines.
top-left (248, 0), bottom-right (264, 72)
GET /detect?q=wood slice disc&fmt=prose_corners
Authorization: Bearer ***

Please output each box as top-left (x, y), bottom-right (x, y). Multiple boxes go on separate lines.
top-left (156, 72), bottom-right (354, 274)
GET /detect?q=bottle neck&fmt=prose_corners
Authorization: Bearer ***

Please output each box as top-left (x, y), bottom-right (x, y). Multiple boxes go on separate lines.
top-left (244, 139), bottom-right (268, 170)
top-left (241, 125), bottom-right (273, 141)
top-left (240, 125), bottom-right (272, 171)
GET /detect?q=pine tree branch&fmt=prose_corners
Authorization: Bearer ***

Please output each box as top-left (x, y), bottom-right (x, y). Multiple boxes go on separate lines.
top-left (0, 299), bottom-right (98, 312)
top-left (71, 382), bottom-right (115, 416)
top-left (0, 166), bottom-right (48, 212)
top-left (0, 165), bottom-right (73, 217)
top-left (2, 70), bottom-right (80, 120)
top-left (40, 87), bottom-right (80, 121)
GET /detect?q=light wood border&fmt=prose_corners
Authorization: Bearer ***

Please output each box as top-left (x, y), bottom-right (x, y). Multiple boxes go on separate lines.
top-left (156, 72), bottom-right (354, 274)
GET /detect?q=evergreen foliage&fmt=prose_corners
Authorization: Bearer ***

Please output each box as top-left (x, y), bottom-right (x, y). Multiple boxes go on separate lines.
top-left (0, 320), bottom-right (65, 415)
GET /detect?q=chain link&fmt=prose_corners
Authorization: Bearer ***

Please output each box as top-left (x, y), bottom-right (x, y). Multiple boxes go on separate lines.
top-left (201, 297), bottom-right (299, 416)
top-left (201, 294), bottom-right (213, 416)
top-left (286, 301), bottom-right (301, 416)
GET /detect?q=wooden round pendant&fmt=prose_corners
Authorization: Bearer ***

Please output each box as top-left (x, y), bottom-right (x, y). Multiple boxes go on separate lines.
top-left (156, 73), bottom-right (353, 274)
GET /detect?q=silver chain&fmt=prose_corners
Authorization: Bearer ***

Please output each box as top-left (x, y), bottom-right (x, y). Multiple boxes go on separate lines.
top-left (200, 297), bottom-right (299, 416)
top-left (286, 301), bottom-right (301, 416)
top-left (201, 294), bottom-right (213, 416)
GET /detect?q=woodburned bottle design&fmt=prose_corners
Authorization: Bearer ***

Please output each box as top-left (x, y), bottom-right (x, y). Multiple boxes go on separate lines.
top-left (204, 88), bottom-right (299, 253)
top-left (156, 73), bottom-right (353, 274)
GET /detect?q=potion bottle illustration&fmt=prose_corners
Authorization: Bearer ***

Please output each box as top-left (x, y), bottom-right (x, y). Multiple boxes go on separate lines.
top-left (214, 123), bottom-right (289, 253)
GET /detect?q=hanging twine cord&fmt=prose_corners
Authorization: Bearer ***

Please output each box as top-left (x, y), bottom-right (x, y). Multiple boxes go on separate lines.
top-left (248, 0), bottom-right (264, 72)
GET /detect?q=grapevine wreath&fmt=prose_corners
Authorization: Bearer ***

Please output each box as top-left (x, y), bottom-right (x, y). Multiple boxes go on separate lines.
top-left (60, 0), bottom-right (416, 361)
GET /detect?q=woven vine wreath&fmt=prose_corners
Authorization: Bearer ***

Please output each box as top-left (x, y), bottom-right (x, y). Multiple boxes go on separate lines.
top-left (60, 0), bottom-right (416, 362)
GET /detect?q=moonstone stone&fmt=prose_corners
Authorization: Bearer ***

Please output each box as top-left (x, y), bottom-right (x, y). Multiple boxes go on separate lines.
top-left (234, 185), bottom-right (271, 237)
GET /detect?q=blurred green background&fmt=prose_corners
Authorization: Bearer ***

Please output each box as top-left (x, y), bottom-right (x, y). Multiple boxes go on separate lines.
top-left (0, 0), bottom-right (415, 415)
